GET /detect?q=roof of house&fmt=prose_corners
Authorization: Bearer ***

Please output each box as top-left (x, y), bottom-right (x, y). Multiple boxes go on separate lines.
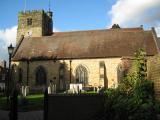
top-left (12, 27), bottom-right (160, 61)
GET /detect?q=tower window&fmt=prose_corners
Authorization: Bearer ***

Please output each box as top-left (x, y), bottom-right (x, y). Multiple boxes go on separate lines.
top-left (27, 18), bottom-right (32, 26)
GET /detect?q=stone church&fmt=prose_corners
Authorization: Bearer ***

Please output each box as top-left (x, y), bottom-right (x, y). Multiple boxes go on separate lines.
top-left (11, 10), bottom-right (160, 92)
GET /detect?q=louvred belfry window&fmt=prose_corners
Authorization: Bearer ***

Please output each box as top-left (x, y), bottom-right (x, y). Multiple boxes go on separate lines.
top-left (27, 18), bottom-right (32, 26)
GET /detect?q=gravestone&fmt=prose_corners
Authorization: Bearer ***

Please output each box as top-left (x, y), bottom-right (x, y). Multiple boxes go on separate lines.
top-left (69, 84), bottom-right (82, 94)
top-left (21, 86), bottom-right (29, 96)
top-left (48, 84), bottom-right (56, 94)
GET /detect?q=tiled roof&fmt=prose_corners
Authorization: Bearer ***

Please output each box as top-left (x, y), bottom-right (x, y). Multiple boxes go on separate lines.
top-left (12, 27), bottom-right (159, 61)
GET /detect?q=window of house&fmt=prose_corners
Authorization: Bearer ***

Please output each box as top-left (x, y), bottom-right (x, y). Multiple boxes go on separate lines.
top-left (99, 61), bottom-right (105, 68)
top-left (99, 61), bottom-right (105, 80)
top-left (27, 18), bottom-right (32, 26)
top-left (59, 64), bottom-right (65, 79)
top-left (75, 65), bottom-right (88, 86)
top-left (117, 64), bottom-right (127, 84)
top-left (35, 66), bottom-right (47, 85)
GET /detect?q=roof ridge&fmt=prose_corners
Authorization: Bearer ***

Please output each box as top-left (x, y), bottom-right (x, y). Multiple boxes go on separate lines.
top-left (27, 27), bottom-right (145, 39)
top-left (52, 27), bottom-right (143, 34)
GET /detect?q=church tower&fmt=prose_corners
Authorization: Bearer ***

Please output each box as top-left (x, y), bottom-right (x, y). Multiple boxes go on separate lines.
top-left (16, 10), bottom-right (53, 43)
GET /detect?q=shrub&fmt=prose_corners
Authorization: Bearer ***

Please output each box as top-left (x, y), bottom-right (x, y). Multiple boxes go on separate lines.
top-left (102, 49), bottom-right (157, 120)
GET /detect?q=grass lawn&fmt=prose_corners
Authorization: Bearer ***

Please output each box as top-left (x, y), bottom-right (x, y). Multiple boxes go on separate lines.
top-left (0, 94), bottom-right (44, 111)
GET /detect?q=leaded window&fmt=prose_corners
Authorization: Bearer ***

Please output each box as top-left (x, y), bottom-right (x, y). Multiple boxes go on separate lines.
top-left (117, 64), bottom-right (127, 84)
top-left (59, 64), bottom-right (65, 79)
top-left (27, 18), bottom-right (32, 26)
top-left (75, 65), bottom-right (88, 86)
top-left (35, 66), bottom-right (47, 85)
top-left (99, 61), bottom-right (105, 80)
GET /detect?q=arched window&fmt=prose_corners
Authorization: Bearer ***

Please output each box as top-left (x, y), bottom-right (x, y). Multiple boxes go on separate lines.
top-left (75, 65), bottom-right (88, 86)
top-left (59, 64), bottom-right (65, 80)
top-left (35, 66), bottom-right (47, 85)
top-left (117, 64), bottom-right (127, 84)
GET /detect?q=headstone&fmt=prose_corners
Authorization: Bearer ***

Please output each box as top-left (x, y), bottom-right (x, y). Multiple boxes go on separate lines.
top-left (21, 86), bottom-right (29, 96)
top-left (69, 84), bottom-right (82, 94)
top-left (48, 84), bottom-right (56, 94)
top-left (48, 86), bottom-right (51, 94)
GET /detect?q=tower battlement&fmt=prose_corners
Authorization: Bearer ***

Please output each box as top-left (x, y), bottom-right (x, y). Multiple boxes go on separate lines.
top-left (19, 10), bottom-right (44, 14)
top-left (17, 10), bottom-right (53, 43)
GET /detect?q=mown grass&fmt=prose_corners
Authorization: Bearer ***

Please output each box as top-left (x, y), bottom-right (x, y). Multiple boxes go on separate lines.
top-left (0, 94), bottom-right (44, 111)
top-left (0, 96), bottom-right (8, 110)
top-left (19, 94), bottom-right (44, 111)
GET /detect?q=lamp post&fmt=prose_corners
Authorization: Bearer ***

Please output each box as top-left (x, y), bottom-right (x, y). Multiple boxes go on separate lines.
top-left (7, 44), bottom-right (14, 103)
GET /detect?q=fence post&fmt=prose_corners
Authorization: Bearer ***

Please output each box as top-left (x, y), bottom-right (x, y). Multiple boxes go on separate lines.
top-left (9, 89), bottom-right (18, 120)
top-left (44, 88), bottom-right (48, 120)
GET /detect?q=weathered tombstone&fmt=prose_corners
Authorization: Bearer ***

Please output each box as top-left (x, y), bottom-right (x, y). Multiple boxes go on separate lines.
top-left (51, 84), bottom-right (56, 94)
top-left (21, 86), bottom-right (29, 96)
top-left (69, 84), bottom-right (82, 94)
top-left (48, 84), bottom-right (56, 94)
top-left (48, 86), bottom-right (51, 94)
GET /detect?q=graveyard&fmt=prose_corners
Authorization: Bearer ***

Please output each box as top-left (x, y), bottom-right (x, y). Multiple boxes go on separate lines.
top-left (0, 83), bottom-right (101, 111)
top-left (0, 1), bottom-right (160, 120)
top-left (0, 94), bottom-right (44, 111)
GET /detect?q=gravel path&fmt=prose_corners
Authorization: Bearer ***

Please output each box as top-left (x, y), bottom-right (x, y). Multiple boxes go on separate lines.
top-left (0, 110), bottom-right (43, 120)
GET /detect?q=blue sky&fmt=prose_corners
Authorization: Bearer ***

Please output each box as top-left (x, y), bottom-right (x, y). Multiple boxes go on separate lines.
top-left (0, 0), bottom-right (115, 30)
top-left (0, 0), bottom-right (160, 61)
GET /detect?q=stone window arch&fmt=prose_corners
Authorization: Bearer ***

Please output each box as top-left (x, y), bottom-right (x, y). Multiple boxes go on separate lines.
top-left (117, 63), bottom-right (127, 84)
top-left (75, 65), bottom-right (88, 86)
top-left (35, 66), bottom-right (47, 85)
top-left (59, 63), bottom-right (65, 80)
top-left (27, 18), bottom-right (32, 26)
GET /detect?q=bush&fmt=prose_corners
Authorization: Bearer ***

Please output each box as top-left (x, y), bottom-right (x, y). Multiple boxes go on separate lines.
top-left (101, 49), bottom-right (157, 120)
top-left (103, 88), bottom-right (157, 120)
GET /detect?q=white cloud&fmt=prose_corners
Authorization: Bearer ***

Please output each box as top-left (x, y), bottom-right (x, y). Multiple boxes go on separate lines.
top-left (155, 26), bottom-right (160, 37)
top-left (53, 27), bottom-right (60, 32)
top-left (0, 26), bottom-right (17, 48)
top-left (109, 0), bottom-right (160, 36)
top-left (0, 26), bottom-right (17, 60)
top-left (0, 26), bottom-right (60, 60)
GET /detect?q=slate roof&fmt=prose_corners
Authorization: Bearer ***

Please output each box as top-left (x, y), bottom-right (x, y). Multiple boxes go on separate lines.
top-left (12, 27), bottom-right (160, 61)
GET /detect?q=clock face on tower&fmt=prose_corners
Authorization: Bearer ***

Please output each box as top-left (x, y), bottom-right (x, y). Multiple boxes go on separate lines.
top-left (27, 30), bottom-right (32, 37)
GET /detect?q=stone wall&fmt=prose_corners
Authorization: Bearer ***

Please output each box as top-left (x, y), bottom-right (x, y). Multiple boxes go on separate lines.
top-left (12, 55), bottom-right (160, 99)
top-left (12, 58), bottom-right (121, 90)
top-left (147, 55), bottom-right (160, 99)
top-left (17, 10), bottom-right (52, 43)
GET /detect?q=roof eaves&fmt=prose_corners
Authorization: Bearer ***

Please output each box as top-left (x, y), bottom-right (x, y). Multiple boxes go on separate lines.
top-left (151, 27), bottom-right (160, 53)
